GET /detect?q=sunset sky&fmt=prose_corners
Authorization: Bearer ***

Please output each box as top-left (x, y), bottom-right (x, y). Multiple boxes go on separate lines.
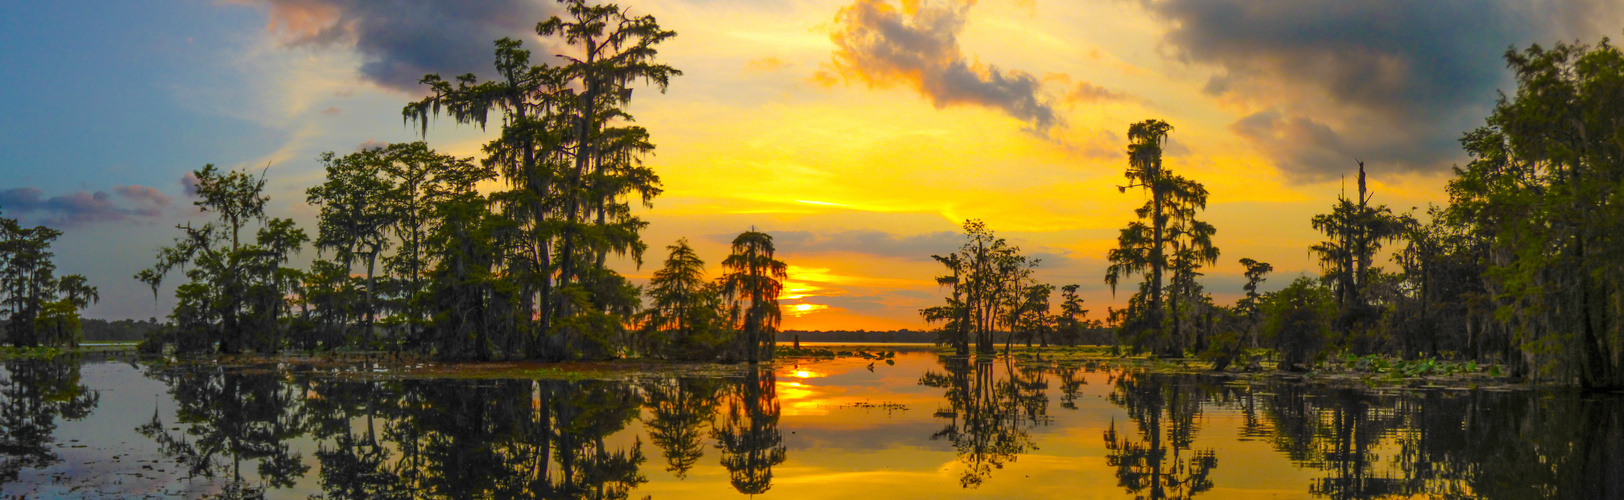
top-left (3, 0), bottom-right (1621, 330)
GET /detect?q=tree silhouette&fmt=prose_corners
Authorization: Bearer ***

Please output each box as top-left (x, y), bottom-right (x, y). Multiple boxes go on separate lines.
top-left (308, 148), bottom-right (397, 349)
top-left (720, 230), bottom-right (787, 364)
top-left (137, 164), bottom-right (307, 354)
top-left (641, 239), bottom-right (730, 359)
top-left (404, 0), bottom-right (679, 361)
top-left (921, 252), bottom-right (970, 356)
top-left (1310, 161), bottom-right (1409, 352)
top-left (1235, 258), bottom-right (1273, 349)
top-left (922, 220), bottom-right (1033, 356)
top-left (1107, 120), bottom-right (1216, 357)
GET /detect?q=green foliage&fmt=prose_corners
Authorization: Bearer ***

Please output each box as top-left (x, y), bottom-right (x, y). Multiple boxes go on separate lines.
top-left (1260, 277), bottom-right (1336, 371)
top-left (640, 239), bottom-right (732, 360)
top-left (78, 318), bottom-right (160, 342)
top-left (33, 300), bottom-right (80, 348)
top-left (1198, 330), bottom-right (1243, 371)
top-left (1309, 162), bottom-right (1412, 351)
top-left (1447, 38), bottom-right (1624, 389)
top-left (2, 211), bottom-right (96, 348)
top-left (137, 164), bottom-right (306, 354)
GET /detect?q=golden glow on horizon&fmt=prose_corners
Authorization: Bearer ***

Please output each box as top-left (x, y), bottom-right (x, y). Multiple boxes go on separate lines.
top-left (787, 303), bottom-right (830, 317)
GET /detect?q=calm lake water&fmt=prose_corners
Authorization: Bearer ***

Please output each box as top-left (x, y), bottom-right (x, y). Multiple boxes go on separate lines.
top-left (2, 349), bottom-right (1621, 499)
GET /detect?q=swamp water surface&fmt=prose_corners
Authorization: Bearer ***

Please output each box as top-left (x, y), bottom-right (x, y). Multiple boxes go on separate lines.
top-left (2, 349), bottom-right (1621, 499)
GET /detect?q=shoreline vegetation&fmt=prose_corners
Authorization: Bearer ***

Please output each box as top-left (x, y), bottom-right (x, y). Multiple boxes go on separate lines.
top-left (3, 342), bottom-right (1543, 393)
top-left (3, 2), bottom-right (1623, 390)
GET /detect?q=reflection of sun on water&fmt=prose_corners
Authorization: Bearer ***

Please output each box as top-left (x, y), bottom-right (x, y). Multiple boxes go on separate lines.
top-left (779, 367), bottom-right (840, 415)
top-left (775, 380), bottom-right (816, 412)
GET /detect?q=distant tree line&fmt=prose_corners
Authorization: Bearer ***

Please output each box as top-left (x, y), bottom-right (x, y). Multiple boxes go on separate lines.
top-left (137, 0), bottom-right (789, 363)
top-left (1, 210), bottom-right (98, 348)
top-left (921, 38), bottom-right (1624, 389)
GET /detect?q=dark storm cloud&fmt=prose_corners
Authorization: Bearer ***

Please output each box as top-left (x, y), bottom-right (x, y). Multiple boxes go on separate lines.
top-left (1136, 0), bottom-right (1622, 180)
top-left (238, 0), bottom-right (557, 92)
top-left (722, 229), bottom-right (962, 261)
top-left (823, 0), bottom-right (1060, 133)
top-left (1228, 108), bottom-right (1459, 180)
top-left (0, 185), bottom-right (174, 227)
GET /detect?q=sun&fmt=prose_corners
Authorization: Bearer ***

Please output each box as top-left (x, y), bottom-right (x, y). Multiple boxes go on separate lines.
top-left (795, 304), bottom-right (813, 312)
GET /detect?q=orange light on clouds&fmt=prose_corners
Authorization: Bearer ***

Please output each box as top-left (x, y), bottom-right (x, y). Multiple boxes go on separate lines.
top-left (787, 303), bottom-right (830, 317)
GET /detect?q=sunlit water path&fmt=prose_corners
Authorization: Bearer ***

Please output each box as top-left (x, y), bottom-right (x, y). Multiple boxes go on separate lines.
top-left (2, 350), bottom-right (1620, 498)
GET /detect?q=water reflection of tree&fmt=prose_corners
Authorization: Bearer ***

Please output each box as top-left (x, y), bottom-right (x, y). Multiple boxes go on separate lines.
top-left (550, 381), bottom-right (648, 499)
top-left (138, 366), bottom-right (656, 499)
top-left (1103, 371), bottom-right (1217, 500)
top-left (1055, 363), bottom-right (1089, 410)
top-left (0, 358), bottom-right (99, 486)
top-left (303, 378), bottom-right (407, 500)
top-left (919, 356), bottom-right (1047, 488)
top-left (642, 377), bottom-right (722, 478)
top-left (138, 366), bottom-right (309, 498)
top-left (1218, 380), bottom-right (1624, 500)
top-left (381, 379), bottom-right (647, 499)
top-left (713, 368), bottom-right (786, 494)
top-left (1408, 391), bottom-right (1624, 499)
top-left (1284, 387), bottom-right (1403, 499)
